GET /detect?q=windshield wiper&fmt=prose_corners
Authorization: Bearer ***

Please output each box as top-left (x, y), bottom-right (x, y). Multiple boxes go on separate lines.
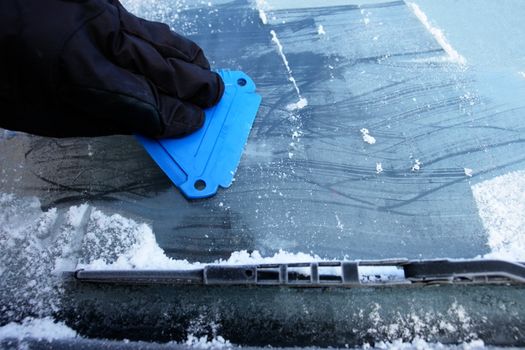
top-left (69, 259), bottom-right (525, 287)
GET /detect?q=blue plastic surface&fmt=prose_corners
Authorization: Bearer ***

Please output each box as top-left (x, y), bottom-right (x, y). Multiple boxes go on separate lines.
top-left (136, 70), bottom-right (262, 199)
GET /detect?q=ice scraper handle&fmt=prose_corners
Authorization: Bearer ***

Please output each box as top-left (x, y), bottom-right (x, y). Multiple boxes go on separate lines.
top-left (0, 0), bottom-right (224, 138)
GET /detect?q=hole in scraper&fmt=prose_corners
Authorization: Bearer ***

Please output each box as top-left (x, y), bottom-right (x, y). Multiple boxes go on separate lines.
top-left (237, 78), bottom-right (247, 87)
top-left (194, 180), bottom-right (206, 191)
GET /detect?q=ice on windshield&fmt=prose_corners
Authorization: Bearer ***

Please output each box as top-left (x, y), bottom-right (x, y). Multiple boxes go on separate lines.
top-left (1, 0), bottom-right (525, 267)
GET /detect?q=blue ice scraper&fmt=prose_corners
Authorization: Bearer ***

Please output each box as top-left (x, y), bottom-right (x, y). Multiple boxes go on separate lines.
top-left (136, 70), bottom-right (262, 199)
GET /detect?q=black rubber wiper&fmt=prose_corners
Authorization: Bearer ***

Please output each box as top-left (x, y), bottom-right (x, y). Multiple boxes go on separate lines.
top-left (69, 259), bottom-right (525, 287)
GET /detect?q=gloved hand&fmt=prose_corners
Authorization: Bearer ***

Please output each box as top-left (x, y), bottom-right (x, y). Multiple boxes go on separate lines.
top-left (0, 0), bottom-right (224, 138)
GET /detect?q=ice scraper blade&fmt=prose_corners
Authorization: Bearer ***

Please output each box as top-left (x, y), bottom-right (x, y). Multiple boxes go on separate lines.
top-left (136, 70), bottom-right (262, 199)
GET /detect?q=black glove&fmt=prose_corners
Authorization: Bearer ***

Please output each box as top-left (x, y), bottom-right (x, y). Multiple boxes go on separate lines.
top-left (0, 0), bottom-right (224, 138)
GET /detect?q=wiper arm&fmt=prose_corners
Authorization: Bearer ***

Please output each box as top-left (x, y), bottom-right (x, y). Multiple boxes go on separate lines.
top-left (69, 259), bottom-right (525, 287)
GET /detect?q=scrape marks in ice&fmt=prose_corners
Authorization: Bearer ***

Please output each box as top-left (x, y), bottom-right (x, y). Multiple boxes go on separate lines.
top-left (406, 2), bottom-right (467, 65)
top-left (270, 30), bottom-right (308, 111)
top-left (472, 170), bottom-right (525, 260)
top-left (268, 29), bottom-right (308, 159)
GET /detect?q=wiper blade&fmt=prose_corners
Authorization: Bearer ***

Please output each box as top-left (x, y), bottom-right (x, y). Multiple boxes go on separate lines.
top-left (404, 259), bottom-right (525, 284)
top-left (69, 259), bottom-right (525, 287)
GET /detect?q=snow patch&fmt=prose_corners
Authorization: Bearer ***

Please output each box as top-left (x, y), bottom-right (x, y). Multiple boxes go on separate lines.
top-left (1, 129), bottom-right (18, 140)
top-left (82, 246), bottom-right (323, 270)
top-left (0, 317), bottom-right (77, 341)
top-left (373, 338), bottom-right (485, 350)
top-left (79, 210), bottom-right (199, 270)
top-left (0, 194), bottom-right (88, 318)
top-left (360, 128), bottom-right (376, 145)
top-left (286, 97), bottom-right (308, 111)
top-left (376, 162), bottom-right (383, 174)
top-left (406, 2), bottom-right (467, 65)
top-left (185, 334), bottom-right (232, 349)
top-left (411, 159), bottom-right (421, 172)
top-left (219, 249), bottom-right (321, 265)
top-left (359, 266), bottom-right (405, 284)
top-left (66, 203), bottom-right (89, 228)
top-left (360, 300), bottom-right (477, 345)
top-left (472, 170), bottom-right (525, 260)
top-left (255, 0), bottom-right (268, 25)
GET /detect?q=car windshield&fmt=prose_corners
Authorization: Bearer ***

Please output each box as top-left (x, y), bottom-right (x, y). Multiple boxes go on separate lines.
top-left (2, 0), bottom-right (524, 263)
top-left (1, 0), bottom-right (524, 347)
